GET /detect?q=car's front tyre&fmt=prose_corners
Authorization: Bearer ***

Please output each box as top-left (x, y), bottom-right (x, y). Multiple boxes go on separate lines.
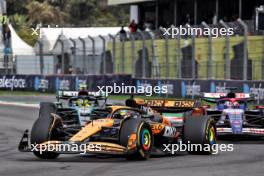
top-left (183, 116), bottom-right (216, 154)
top-left (119, 118), bottom-right (153, 160)
top-left (31, 102), bottom-right (60, 159)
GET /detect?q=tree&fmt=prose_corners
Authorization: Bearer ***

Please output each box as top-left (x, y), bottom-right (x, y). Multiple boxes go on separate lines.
top-left (26, 1), bottom-right (67, 25)
top-left (6, 0), bottom-right (129, 46)
top-left (8, 14), bottom-right (38, 46)
top-left (9, 14), bottom-right (28, 27)
top-left (6, 0), bottom-right (30, 15)
top-left (65, 0), bottom-right (97, 25)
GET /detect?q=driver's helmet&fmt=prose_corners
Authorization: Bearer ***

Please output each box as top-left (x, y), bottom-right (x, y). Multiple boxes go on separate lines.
top-left (78, 83), bottom-right (89, 96)
top-left (144, 107), bottom-right (155, 115)
top-left (142, 106), bottom-right (155, 115)
top-left (232, 101), bottom-right (240, 108)
top-left (76, 99), bottom-right (91, 107)
top-left (114, 110), bottom-right (127, 119)
top-left (120, 110), bottom-right (127, 117)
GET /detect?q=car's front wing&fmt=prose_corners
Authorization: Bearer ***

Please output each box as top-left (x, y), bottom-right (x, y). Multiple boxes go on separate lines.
top-left (217, 127), bottom-right (264, 136)
top-left (18, 130), bottom-right (131, 155)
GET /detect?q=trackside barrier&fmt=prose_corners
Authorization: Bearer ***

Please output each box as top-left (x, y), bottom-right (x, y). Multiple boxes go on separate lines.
top-left (0, 75), bottom-right (264, 103)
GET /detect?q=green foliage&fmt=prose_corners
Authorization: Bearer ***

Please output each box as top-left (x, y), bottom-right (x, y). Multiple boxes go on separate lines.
top-left (8, 14), bottom-right (37, 46)
top-left (6, 0), bottom-right (129, 45)
top-left (26, 1), bottom-right (68, 25)
top-left (15, 25), bottom-right (38, 46)
top-left (9, 14), bottom-right (28, 26)
top-left (6, 0), bottom-right (30, 15)
top-left (7, 0), bottom-right (129, 26)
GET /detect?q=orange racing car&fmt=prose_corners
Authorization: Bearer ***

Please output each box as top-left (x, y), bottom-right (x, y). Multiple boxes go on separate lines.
top-left (18, 97), bottom-right (216, 160)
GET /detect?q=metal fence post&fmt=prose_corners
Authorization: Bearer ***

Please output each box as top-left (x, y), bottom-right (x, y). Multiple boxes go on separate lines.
top-left (78, 37), bottom-right (86, 74)
top-left (57, 39), bottom-right (65, 74)
top-left (99, 35), bottom-right (106, 74)
top-left (170, 24), bottom-right (178, 78)
top-left (69, 38), bottom-right (76, 73)
top-left (149, 31), bottom-right (159, 78)
top-left (88, 35), bottom-right (95, 74)
top-left (108, 34), bottom-right (116, 73)
top-left (237, 18), bottom-right (249, 81)
top-left (36, 40), bottom-right (44, 74)
top-left (220, 20), bottom-right (231, 79)
top-left (12, 55), bottom-right (16, 74)
top-left (164, 33), bottom-right (169, 79)
top-left (202, 22), bottom-right (213, 79)
top-left (177, 33), bottom-right (182, 78)
top-left (139, 32), bottom-right (146, 78)
top-left (130, 33), bottom-right (136, 77)
top-left (120, 36), bottom-right (125, 73)
top-left (191, 27), bottom-right (196, 79)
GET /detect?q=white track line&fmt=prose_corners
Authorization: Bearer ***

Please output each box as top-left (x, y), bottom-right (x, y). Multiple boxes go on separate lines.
top-left (0, 101), bottom-right (39, 108)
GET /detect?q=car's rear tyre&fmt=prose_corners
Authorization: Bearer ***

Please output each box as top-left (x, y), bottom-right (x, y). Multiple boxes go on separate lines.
top-left (31, 102), bottom-right (60, 159)
top-left (119, 118), bottom-right (153, 160)
top-left (183, 116), bottom-right (216, 154)
top-left (260, 110), bottom-right (264, 127)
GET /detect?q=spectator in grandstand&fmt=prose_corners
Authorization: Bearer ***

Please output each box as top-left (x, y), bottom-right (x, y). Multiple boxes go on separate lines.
top-left (185, 14), bottom-right (191, 24)
top-left (68, 66), bottom-right (73, 74)
top-left (1, 14), bottom-right (8, 25)
top-left (145, 22), bottom-right (154, 31)
top-left (56, 63), bottom-right (61, 74)
top-left (138, 21), bottom-right (146, 31)
top-left (119, 26), bottom-right (127, 41)
top-left (75, 67), bottom-right (82, 74)
top-left (129, 20), bottom-right (137, 32)
top-left (2, 24), bottom-right (11, 47)
top-left (231, 14), bottom-right (239, 21)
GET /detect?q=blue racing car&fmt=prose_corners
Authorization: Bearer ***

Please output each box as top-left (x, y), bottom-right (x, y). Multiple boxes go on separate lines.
top-left (202, 92), bottom-right (264, 136)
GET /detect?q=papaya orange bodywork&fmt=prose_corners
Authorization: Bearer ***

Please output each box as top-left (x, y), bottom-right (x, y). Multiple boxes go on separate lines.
top-left (69, 119), bottom-right (114, 142)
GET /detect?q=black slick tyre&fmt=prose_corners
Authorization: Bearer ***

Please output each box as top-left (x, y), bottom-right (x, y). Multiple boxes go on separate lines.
top-left (183, 116), bottom-right (216, 154)
top-left (31, 102), bottom-right (60, 159)
top-left (119, 118), bottom-right (153, 160)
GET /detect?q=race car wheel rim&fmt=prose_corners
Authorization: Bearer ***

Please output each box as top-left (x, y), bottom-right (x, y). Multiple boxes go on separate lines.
top-left (208, 126), bottom-right (216, 145)
top-left (141, 129), bottom-right (151, 151)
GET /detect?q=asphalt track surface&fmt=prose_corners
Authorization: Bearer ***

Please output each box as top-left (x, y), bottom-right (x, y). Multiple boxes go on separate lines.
top-left (0, 105), bottom-right (264, 176)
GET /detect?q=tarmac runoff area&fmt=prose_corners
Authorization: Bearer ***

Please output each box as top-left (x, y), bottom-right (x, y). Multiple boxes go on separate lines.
top-left (0, 96), bottom-right (264, 176)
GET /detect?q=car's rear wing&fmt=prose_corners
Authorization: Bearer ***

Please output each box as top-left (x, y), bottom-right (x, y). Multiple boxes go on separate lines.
top-left (57, 90), bottom-right (107, 100)
top-left (201, 92), bottom-right (253, 102)
top-left (126, 98), bottom-right (197, 112)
